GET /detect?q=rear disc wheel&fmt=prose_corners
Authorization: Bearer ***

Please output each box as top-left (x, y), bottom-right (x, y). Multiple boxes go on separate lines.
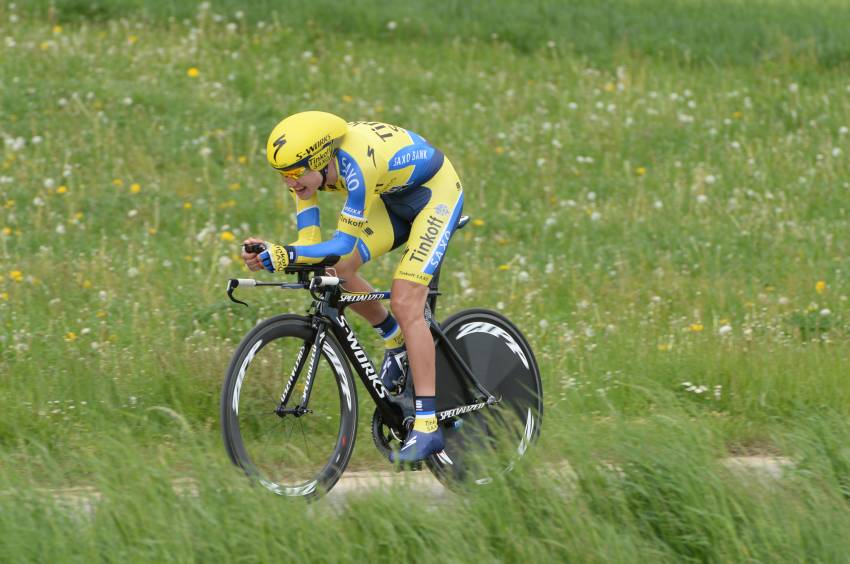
top-left (428, 309), bottom-right (543, 486)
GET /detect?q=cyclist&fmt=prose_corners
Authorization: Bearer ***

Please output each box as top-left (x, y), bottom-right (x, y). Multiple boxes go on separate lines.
top-left (241, 111), bottom-right (464, 464)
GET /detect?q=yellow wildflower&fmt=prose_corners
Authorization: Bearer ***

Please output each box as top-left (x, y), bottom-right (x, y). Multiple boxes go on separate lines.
top-left (112, 178), bottom-right (124, 187)
top-left (82, 280), bottom-right (92, 289)
top-left (815, 280), bottom-right (826, 294)
top-left (96, 310), bottom-right (107, 318)
top-left (10, 271), bottom-right (23, 283)
top-left (657, 343), bottom-right (672, 351)
top-left (342, 95), bottom-right (353, 102)
top-left (64, 332), bottom-right (77, 342)
top-left (4, 200), bottom-right (14, 209)
top-left (229, 182), bottom-right (241, 191)
top-left (238, 155), bottom-right (248, 165)
top-left (53, 25), bottom-right (63, 34)
top-left (472, 219), bottom-right (485, 227)
top-left (74, 212), bottom-right (84, 221)
top-left (0, 292), bottom-right (8, 301)
top-left (495, 146), bottom-right (505, 155)
top-left (187, 67), bottom-right (200, 78)
top-left (1, 227), bottom-right (11, 236)
top-left (733, 111), bottom-right (743, 119)
top-left (498, 264), bottom-right (510, 271)
top-left (130, 183), bottom-right (141, 193)
top-left (128, 35), bottom-right (138, 44)
top-left (57, 185), bottom-right (68, 194)
top-left (604, 82), bottom-right (615, 92)
top-left (148, 227), bottom-right (157, 235)
top-left (220, 231), bottom-right (235, 242)
top-left (183, 202), bottom-right (192, 210)
top-left (689, 323), bottom-right (704, 332)
top-left (636, 166), bottom-right (646, 176)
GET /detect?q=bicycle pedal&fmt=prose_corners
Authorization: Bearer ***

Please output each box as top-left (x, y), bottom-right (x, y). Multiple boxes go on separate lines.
top-left (392, 460), bottom-right (423, 472)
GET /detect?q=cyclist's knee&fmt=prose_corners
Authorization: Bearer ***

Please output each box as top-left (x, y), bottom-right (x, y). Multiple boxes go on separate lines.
top-left (390, 281), bottom-right (428, 326)
top-left (333, 252), bottom-right (363, 277)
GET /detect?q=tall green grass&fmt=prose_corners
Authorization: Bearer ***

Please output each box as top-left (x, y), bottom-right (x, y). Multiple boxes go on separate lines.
top-left (1, 0), bottom-right (849, 559)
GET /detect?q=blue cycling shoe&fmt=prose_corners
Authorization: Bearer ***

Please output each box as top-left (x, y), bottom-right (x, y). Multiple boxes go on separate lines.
top-left (379, 345), bottom-right (407, 393)
top-left (389, 427), bottom-right (445, 464)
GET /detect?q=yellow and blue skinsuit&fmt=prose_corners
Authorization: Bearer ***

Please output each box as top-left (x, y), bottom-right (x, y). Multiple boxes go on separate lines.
top-left (287, 121), bottom-right (464, 285)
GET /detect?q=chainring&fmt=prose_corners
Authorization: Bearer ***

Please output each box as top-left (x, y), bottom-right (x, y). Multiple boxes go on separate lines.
top-left (371, 408), bottom-right (404, 459)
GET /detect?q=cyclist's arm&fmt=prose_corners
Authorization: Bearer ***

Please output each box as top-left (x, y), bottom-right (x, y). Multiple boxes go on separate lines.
top-left (288, 149), bottom-right (372, 265)
top-left (287, 189), bottom-right (322, 247)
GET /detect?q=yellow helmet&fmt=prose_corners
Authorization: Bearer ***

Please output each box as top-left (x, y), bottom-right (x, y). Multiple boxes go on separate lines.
top-left (266, 111), bottom-right (348, 175)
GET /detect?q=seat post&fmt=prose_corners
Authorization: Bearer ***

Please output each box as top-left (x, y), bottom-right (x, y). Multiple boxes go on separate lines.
top-left (427, 264), bottom-right (442, 317)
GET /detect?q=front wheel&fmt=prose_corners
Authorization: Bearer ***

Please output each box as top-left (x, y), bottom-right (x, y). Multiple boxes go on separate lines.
top-left (428, 309), bottom-right (543, 485)
top-left (220, 314), bottom-right (358, 498)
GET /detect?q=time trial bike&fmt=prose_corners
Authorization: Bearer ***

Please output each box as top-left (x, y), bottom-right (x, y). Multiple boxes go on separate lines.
top-left (220, 216), bottom-right (542, 498)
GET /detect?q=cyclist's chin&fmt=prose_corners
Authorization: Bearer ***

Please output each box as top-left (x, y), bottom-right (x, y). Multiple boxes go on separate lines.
top-left (294, 186), bottom-right (317, 199)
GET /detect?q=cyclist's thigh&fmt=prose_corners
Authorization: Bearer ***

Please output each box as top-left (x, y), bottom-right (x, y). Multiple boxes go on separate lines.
top-left (356, 195), bottom-right (410, 264)
top-left (394, 158), bottom-right (464, 286)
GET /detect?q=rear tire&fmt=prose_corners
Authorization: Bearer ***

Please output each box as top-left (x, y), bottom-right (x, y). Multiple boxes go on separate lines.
top-left (427, 309), bottom-right (543, 486)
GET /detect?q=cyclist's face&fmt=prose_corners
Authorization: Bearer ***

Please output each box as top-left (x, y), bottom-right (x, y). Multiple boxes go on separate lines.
top-left (282, 170), bottom-right (322, 199)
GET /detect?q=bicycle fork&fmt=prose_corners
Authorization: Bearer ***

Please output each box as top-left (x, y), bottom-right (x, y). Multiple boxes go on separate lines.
top-left (275, 323), bottom-right (327, 417)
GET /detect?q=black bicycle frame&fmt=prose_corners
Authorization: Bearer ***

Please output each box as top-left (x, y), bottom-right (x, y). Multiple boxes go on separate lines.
top-left (270, 279), bottom-right (497, 433)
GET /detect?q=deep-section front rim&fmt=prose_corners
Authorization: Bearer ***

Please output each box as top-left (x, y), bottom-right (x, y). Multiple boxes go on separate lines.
top-left (220, 315), bottom-right (358, 498)
top-left (428, 308), bottom-right (543, 485)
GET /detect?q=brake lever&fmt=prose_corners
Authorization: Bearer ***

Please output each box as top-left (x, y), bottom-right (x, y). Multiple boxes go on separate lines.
top-left (226, 279), bottom-right (250, 307)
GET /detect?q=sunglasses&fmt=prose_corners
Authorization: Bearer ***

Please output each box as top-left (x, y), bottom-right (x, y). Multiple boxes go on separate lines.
top-left (280, 165), bottom-right (309, 180)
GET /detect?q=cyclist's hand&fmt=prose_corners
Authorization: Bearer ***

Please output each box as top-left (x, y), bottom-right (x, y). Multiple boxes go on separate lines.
top-left (259, 244), bottom-right (296, 273)
top-left (241, 238), bottom-right (267, 272)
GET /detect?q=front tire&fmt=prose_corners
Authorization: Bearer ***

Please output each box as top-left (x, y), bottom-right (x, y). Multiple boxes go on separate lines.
top-left (220, 315), bottom-right (357, 498)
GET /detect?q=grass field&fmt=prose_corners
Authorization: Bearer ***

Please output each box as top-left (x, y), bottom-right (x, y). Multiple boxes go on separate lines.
top-left (2, 0), bottom-right (850, 561)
